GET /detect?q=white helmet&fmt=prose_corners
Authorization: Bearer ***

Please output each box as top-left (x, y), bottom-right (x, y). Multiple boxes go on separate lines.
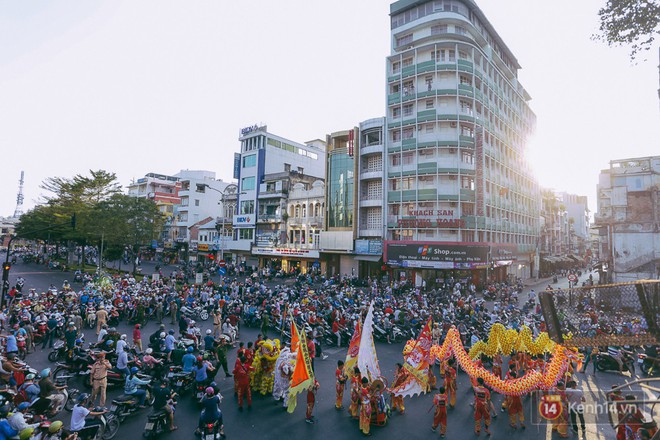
top-left (120, 334), bottom-right (127, 340)
top-left (206, 329), bottom-right (212, 335)
top-left (145, 348), bottom-right (153, 354)
top-left (160, 332), bottom-right (166, 338)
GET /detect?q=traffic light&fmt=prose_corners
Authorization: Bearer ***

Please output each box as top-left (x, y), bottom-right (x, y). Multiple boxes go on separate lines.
top-left (207, 254), bottom-right (215, 261)
top-left (2, 262), bottom-right (10, 281)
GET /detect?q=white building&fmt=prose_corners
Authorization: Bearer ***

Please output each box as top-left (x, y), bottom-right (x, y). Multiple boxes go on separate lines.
top-left (229, 125), bottom-right (326, 267)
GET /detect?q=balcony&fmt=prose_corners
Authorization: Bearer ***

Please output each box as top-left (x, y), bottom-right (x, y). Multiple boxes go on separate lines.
top-left (358, 228), bottom-right (383, 238)
top-left (288, 216), bottom-right (323, 226)
top-left (359, 198), bottom-right (382, 208)
top-left (256, 214), bottom-right (283, 223)
top-left (360, 143), bottom-right (384, 156)
top-left (360, 169), bottom-right (383, 180)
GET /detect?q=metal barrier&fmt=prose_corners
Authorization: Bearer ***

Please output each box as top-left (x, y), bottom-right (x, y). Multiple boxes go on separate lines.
top-left (540, 280), bottom-right (660, 347)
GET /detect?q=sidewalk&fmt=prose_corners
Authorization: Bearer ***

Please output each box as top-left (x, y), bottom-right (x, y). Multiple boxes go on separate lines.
top-left (522, 276), bottom-right (553, 288)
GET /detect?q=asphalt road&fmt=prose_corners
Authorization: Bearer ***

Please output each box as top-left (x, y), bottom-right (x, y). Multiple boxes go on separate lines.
top-left (4, 256), bottom-right (627, 440)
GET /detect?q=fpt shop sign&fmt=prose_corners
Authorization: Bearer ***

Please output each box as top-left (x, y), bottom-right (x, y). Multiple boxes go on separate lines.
top-left (386, 242), bottom-right (488, 268)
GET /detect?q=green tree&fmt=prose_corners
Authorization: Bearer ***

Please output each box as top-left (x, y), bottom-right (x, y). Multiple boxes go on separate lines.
top-left (594, 0), bottom-right (660, 60)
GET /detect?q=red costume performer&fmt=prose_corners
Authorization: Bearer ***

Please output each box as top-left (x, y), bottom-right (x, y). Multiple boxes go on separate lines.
top-left (233, 355), bottom-right (253, 410)
top-left (473, 378), bottom-right (492, 436)
top-left (432, 387), bottom-right (448, 437)
top-left (335, 361), bottom-right (347, 410)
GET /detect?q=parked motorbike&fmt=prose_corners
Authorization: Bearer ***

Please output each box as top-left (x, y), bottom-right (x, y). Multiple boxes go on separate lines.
top-left (180, 305), bottom-right (210, 321)
top-left (638, 353), bottom-right (660, 377)
top-left (167, 366), bottom-right (194, 395)
top-left (48, 340), bottom-right (68, 362)
top-left (198, 419), bottom-right (225, 440)
top-left (143, 398), bottom-right (177, 439)
top-left (104, 385), bottom-right (154, 439)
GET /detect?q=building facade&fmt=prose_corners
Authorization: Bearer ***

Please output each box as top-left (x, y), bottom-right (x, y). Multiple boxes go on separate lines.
top-left (229, 125), bottom-right (326, 268)
top-left (594, 156), bottom-right (660, 282)
top-left (385, 0), bottom-right (540, 287)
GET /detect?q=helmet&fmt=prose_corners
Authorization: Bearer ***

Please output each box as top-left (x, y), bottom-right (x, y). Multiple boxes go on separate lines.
top-left (187, 346), bottom-right (194, 353)
top-left (130, 367), bottom-right (139, 375)
top-left (135, 324), bottom-right (140, 329)
top-left (26, 374), bottom-right (35, 380)
top-left (40, 368), bottom-right (51, 377)
top-left (19, 428), bottom-right (34, 440)
top-left (17, 402), bottom-right (30, 411)
top-left (0, 404), bottom-right (10, 417)
top-left (120, 334), bottom-right (127, 340)
top-left (205, 386), bottom-right (214, 396)
top-left (77, 393), bottom-right (90, 403)
top-left (168, 330), bottom-right (174, 335)
top-left (160, 332), bottom-right (166, 338)
top-left (48, 421), bottom-right (63, 434)
top-left (206, 329), bottom-right (212, 335)
top-left (196, 356), bottom-right (203, 362)
top-left (68, 322), bottom-right (75, 327)
top-left (106, 340), bottom-right (114, 346)
top-left (75, 338), bottom-right (83, 345)
top-left (145, 348), bottom-right (153, 354)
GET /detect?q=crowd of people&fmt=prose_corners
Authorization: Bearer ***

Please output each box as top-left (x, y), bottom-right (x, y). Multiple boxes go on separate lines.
top-left (0, 251), bottom-right (655, 439)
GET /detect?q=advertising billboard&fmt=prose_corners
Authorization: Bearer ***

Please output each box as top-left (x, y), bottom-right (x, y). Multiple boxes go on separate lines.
top-left (386, 242), bottom-right (489, 269)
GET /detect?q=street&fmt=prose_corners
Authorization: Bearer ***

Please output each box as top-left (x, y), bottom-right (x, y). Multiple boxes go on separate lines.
top-left (4, 258), bottom-right (630, 440)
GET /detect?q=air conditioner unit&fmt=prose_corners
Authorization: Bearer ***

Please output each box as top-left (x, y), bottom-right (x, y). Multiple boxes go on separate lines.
top-left (450, 122), bottom-right (457, 128)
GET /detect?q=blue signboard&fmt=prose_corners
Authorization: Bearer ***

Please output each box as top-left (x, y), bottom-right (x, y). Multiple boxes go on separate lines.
top-left (233, 153), bottom-right (241, 179)
top-left (218, 267), bottom-right (227, 276)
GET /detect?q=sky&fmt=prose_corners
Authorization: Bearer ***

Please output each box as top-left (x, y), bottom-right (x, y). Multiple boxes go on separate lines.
top-left (1, 0), bottom-right (658, 217)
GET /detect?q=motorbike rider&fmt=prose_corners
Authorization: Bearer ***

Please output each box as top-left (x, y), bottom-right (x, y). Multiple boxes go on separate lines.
top-left (182, 347), bottom-right (197, 373)
top-left (8, 402), bottom-right (40, 437)
top-left (152, 380), bottom-right (177, 432)
top-left (0, 404), bottom-right (18, 440)
top-left (70, 393), bottom-right (107, 437)
top-left (164, 330), bottom-right (177, 362)
top-left (195, 387), bottom-right (225, 438)
top-left (149, 324), bottom-right (166, 350)
top-left (607, 346), bottom-right (628, 373)
top-left (124, 367), bottom-right (150, 408)
top-left (37, 368), bottom-right (67, 415)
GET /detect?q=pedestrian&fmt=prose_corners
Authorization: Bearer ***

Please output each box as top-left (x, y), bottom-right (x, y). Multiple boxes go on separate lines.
top-left (566, 380), bottom-right (585, 436)
top-left (89, 353), bottom-right (111, 408)
top-left (335, 360), bottom-right (347, 410)
top-left (473, 377), bottom-right (492, 436)
top-left (305, 379), bottom-right (320, 424)
top-left (155, 301), bottom-right (164, 324)
top-left (582, 347), bottom-right (598, 375)
top-left (431, 386), bottom-right (448, 437)
top-left (170, 299), bottom-right (178, 325)
top-left (133, 324), bottom-right (142, 353)
top-left (213, 309), bottom-right (223, 338)
top-left (95, 306), bottom-right (108, 335)
top-left (42, 314), bottom-right (58, 350)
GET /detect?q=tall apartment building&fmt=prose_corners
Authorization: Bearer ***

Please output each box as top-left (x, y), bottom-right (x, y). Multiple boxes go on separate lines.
top-left (230, 125), bottom-right (326, 269)
top-left (385, 0), bottom-right (540, 286)
top-left (594, 156), bottom-right (660, 282)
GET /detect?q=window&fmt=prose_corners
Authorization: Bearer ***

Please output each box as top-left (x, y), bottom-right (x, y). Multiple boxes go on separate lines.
top-left (402, 152), bottom-right (414, 165)
top-left (392, 131), bottom-right (401, 142)
top-left (241, 176), bottom-right (255, 191)
top-left (425, 124), bottom-right (434, 133)
top-left (392, 107), bottom-right (401, 118)
top-left (459, 50), bottom-right (469, 60)
top-left (402, 57), bottom-right (413, 67)
top-left (402, 127), bottom-right (414, 139)
top-left (297, 167), bottom-right (304, 174)
top-left (195, 184), bottom-right (206, 193)
top-left (403, 103), bottom-right (413, 117)
top-left (460, 75), bottom-right (472, 85)
top-left (284, 163), bottom-right (291, 172)
top-left (425, 75), bottom-right (433, 90)
top-left (242, 155), bottom-right (256, 168)
top-left (238, 229), bottom-right (253, 240)
top-left (461, 151), bottom-right (474, 164)
top-left (426, 99), bottom-right (434, 109)
top-left (455, 25), bottom-right (468, 36)
top-left (392, 155), bottom-right (401, 166)
top-left (396, 34), bottom-right (413, 47)
top-left (391, 84), bottom-right (400, 94)
top-left (194, 199), bottom-right (200, 207)
top-left (240, 200), bottom-right (254, 215)
top-left (431, 24), bottom-right (448, 35)
top-left (461, 176), bottom-right (475, 190)
top-left (392, 61), bottom-right (401, 73)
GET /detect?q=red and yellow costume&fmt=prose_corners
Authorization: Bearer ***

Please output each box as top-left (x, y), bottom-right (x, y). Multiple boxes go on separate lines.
top-left (443, 363), bottom-right (457, 408)
top-left (335, 367), bottom-right (347, 409)
top-left (506, 394), bottom-right (524, 428)
top-left (492, 354), bottom-right (502, 379)
top-left (306, 380), bottom-right (319, 422)
top-left (349, 376), bottom-right (361, 418)
top-left (391, 368), bottom-right (407, 414)
top-left (550, 387), bottom-right (569, 438)
top-left (432, 391), bottom-right (448, 436)
top-left (359, 386), bottom-right (372, 436)
top-left (473, 385), bottom-right (492, 435)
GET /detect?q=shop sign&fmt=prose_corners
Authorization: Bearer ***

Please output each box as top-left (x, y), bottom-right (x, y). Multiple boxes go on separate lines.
top-left (355, 239), bottom-right (383, 255)
top-left (386, 242), bottom-right (488, 268)
top-left (252, 247), bottom-right (320, 259)
top-left (398, 209), bottom-right (464, 229)
top-left (197, 244), bottom-right (209, 252)
top-left (233, 214), bottom-right (255, 225)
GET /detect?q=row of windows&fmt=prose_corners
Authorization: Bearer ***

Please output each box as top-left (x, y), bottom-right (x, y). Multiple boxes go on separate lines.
top-left (267, 138), bottom-right (319, 160)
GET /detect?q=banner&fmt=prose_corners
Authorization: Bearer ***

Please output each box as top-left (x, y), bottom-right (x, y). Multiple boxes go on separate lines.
top-left (287, 321), bottom-right (314, 413)
top-left (357, 301), bottom-right (381, 382)
top-left (391, 318), bottom-right (432, 398)
top-left (344, 320), bottom-right (361, 379)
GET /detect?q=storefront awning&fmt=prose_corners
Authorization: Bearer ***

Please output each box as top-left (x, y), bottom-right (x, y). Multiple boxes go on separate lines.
top-left (354, 255), bottom-right (382, 262)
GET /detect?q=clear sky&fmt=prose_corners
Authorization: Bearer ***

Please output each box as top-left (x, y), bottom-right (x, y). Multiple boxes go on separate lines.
top-left (1, 0), bottom-right (658, 217)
